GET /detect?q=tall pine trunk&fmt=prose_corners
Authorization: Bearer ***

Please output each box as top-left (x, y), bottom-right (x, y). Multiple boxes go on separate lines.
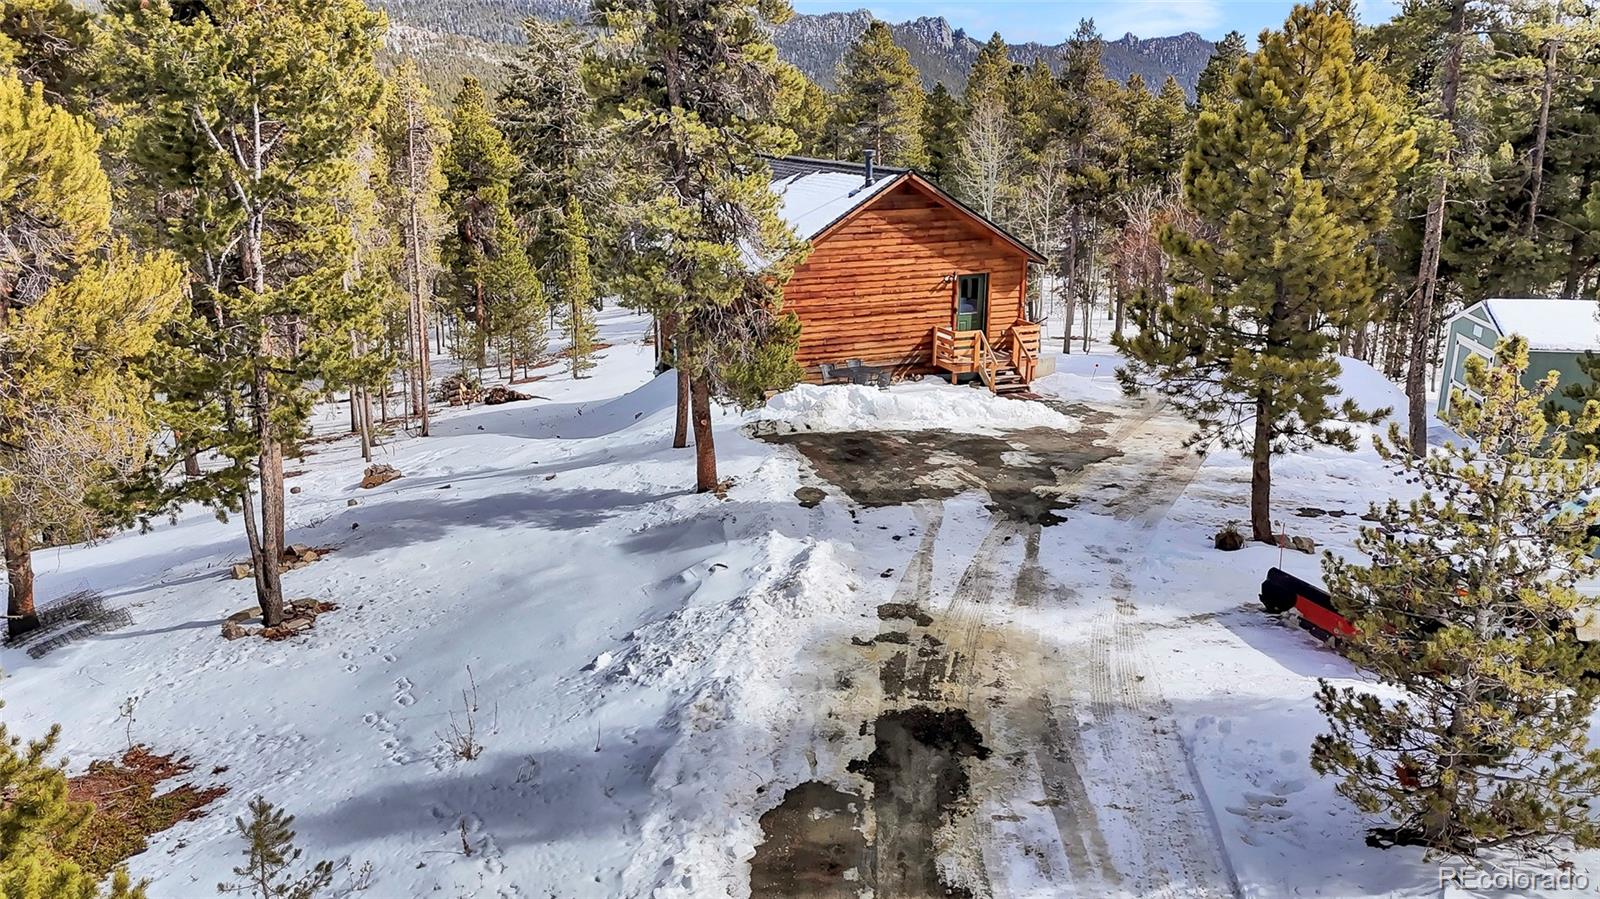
top-left (672, 329), bottom-right (690, 450)
top-left (1061, 214), bottom-right (1079, 353)
top-left (405, 101), bottom-right (432, 438)
top-left (691, 375), bottom-right (717, 493)
top-left (1081, 221), bottom-right (1098, 353)
top-left (2, 502), bottom-right (37, 639)
top-left (244, 198), bottom-right (287, 626)
top-left (251, 361), bottom-right (287, 627)
top-left (357, 385), bottom-right (373, 462)
top-left (1405, 0), bottom-right (1468, 456)
top-left (1250, 394), bottom-right (1274, 543)
top-left (1525, 37), bottom-right (1557, 237)
top-left (1565, 231), bottom-right (1588, 298)
top-left (474, 280), bottom-right (487, 370)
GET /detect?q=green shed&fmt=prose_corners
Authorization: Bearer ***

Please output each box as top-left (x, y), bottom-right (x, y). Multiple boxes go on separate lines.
top-left (1438, 297), bottom-right (1600, 416)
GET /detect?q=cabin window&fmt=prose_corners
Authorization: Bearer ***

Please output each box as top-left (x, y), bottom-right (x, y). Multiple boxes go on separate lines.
top-left (956, 273), bottom-right (989, 332)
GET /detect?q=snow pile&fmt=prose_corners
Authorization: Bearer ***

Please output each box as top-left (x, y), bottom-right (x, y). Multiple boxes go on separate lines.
top-left (1332, 356), bottom-right (1407, 420)
top-left (758, 380), bottom-right (1078, 434)
top-left (612, 533), bottom-right (869, 898)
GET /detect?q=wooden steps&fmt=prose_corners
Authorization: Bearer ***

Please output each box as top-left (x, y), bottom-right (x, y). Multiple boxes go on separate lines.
top-left (990, 365), bottom-right (1028, 394)
top-left (932, 322), bottom-right (1040, 396)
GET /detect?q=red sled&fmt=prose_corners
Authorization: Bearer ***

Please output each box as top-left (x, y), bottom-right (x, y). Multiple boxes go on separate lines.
top-left (1260, 567), bottom-right (1357, 642)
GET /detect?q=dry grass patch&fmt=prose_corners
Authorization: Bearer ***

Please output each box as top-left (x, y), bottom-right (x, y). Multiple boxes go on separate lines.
top-left (63, 747), bottom-right (227, 878)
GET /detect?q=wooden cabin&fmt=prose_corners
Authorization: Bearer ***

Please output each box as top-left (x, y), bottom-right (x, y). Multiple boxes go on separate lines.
top-left (770, 155), bottom-right (1048, 394)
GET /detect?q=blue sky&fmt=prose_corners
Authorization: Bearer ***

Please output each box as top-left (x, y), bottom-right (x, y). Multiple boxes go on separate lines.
top-left (790, 1), bottom-right (1403, 44)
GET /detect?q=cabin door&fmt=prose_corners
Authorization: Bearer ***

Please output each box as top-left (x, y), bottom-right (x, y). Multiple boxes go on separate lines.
top-left (956, 273), bottom-right (989, 332)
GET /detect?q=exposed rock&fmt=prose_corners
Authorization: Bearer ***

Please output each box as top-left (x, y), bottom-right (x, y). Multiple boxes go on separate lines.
top-left (360, 464), bottom-right (402, 489)
top-left (230, 563), bottom-right (252, 580)
top-left (1213, 526), bottom-right (1245, 552)
top-left (794, 486), bottom-right (826, 508)
top-left (289, 486), bottom-right (302, 494)
top-left (347, 498), bottom-right (359, 507)
top-left (220, 620), bottom-right (250, 640)
top-left (257, 599), bottom-right (339, 642)
top-left (1290, 535), bottom-right (1317, 555)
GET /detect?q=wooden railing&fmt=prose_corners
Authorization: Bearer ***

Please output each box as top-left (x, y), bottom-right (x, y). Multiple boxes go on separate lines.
top-left (933, 326), bottom-right (979, 372)
top-left (1007, 321), bottom-right (1042, 384)
top-left (933, 325), bottom-right (1000, 387)
top-left (974, 330), bottom-right (999, 392)
top-left (934, 327), bottom-right (992, 387)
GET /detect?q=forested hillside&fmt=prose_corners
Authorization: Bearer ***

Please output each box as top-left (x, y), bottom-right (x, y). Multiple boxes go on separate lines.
top-left (368, 0), bottom-right (1214, 96)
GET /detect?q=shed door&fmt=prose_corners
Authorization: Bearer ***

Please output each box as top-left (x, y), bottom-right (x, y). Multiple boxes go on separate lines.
top-left (956, 273), bottom-right (989, 332)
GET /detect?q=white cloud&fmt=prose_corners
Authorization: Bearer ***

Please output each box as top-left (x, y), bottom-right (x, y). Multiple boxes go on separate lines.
top-left (1088, 0), bottom-right (1226, 40)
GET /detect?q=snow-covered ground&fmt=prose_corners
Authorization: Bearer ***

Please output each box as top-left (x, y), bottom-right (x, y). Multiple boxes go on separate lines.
top-left (2, 308), bottom-right (1592, 897)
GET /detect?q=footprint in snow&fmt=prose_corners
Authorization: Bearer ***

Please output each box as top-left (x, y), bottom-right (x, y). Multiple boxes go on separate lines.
top-left (363, 712), bottom-right (405, 765)
top-left (394, 676), bottom-right (416, 707)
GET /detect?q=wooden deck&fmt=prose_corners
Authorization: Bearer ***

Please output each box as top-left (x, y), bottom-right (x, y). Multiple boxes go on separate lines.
top-left (933, 321), bottom-right (1042, 395)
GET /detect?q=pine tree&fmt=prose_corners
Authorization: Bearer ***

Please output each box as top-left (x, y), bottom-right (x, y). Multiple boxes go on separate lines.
top-left (1547, 10), bottom-right (1600, 298)
top-left (591, 0), bottom-right (808, 492)
top-left (556, 196), bottom-right (597, 378)
top-left (1117, 73), bottom-right (1157, 186)
top-left (380, 61), bottom-right (448, 437)
top-left (1117, 2), bottom-right (1417, 542)
top-left (441, 77), bottom-right (545, 374)
top-left (1314, 337), bottom-right (1600, 855)
top-left (776, 64), bottom-right (833, 158)
top-left (1054, 18), bottom-right (1121, 353)
top-left (217, 797), bottom-right (332, 899)
top-left (1005, 57), bottom-right (1066, 279)
top-left (1148, 76), bottom-right (1194, 188)
top-left (0, 72), bottom-right (183, 639)
top-left (311, 134), bottom-right (399, 463)
top-left (920, 82), bottom-right (960, 185)
top-left (1402, 0), bottom-right (1476, 456)
top-left (1442, 5), bottom-right (1600, 302)
top-left (0, 711), bottom-right (146, 899)
top-left (109, 0), bottom-right (388, 628)
top-left (964, 31), bottom-right (1011, 110)
top-left (833, 20), bottom-right (926, 168)
top-left (498, 19), bottom-right (596, 274)
top-left (1195, 29), bottom-right (1246, 107)
top-left (0, 0), bottom-right (97, 110)
top-left (954, 35), bottom-right (1019, 218)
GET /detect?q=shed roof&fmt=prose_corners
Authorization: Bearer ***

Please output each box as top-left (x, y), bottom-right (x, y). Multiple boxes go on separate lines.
top-left (1479, 297), bottom-right (1600, 353)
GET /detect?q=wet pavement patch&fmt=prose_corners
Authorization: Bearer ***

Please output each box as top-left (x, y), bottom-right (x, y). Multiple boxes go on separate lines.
top-left (847, 707), bottom-right (992, 898)
top-left (762, 424), bottom-right (1119, 525)
top-left (750, 781), bottom-right (872, 898)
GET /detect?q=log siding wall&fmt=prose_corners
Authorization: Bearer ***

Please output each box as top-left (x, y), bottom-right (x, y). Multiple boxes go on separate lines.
top-left (783, 180), bottom-right (1031, 380)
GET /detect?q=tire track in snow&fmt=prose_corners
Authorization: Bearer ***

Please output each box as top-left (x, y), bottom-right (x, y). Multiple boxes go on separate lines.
top-left (1059, 407), bottom-right (1237, 898)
